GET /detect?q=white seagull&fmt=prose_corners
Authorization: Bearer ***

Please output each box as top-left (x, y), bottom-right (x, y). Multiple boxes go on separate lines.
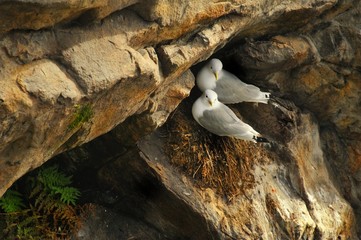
top-left (192, 89), bottom-right (268, 143)
top-left (196, 58), bottom-right (270, 104)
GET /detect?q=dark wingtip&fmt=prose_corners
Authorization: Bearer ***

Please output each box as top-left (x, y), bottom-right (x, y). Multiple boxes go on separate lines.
top-left (254, 136), bottom-right (269, 143)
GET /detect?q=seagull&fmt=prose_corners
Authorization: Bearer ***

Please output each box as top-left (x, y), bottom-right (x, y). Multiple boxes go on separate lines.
top-left (192, 89), bottom-right (268, 143)
top-left (196, 58), bottom-right (271, 104)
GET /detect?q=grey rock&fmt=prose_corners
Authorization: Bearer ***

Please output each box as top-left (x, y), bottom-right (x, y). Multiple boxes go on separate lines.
top-left (74, 205), bottom-right (168, 240)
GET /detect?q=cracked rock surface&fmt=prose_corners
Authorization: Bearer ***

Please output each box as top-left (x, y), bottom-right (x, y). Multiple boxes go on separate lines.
top-left (1, 0), bottom-right (361, 239)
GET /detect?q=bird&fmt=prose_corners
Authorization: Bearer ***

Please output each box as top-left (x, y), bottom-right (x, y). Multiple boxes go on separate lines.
top-left (196, 58), bottom-right (271, 104)
top-left (192, 89), bottom-right (268, 143)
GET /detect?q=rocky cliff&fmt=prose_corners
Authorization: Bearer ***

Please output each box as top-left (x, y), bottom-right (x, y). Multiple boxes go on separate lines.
top-left (1, 0), bottom-right (361, 239)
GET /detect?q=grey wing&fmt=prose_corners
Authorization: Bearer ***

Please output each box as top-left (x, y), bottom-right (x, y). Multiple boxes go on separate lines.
top-left (214, 80), bottom-right (248, 103)
top-left (216, 71), bottom-right (265, 104)
top-left (198, 106), bottom-right (254, 137)
top-left (222, 71), bottom-right (260, 91)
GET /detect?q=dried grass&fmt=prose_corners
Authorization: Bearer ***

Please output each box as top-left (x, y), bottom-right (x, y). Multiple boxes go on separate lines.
top-left (164, 102), bottom-right (266, 202)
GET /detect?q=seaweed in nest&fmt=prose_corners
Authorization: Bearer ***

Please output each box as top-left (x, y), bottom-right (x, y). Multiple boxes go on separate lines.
top-left (164, 102), bottom-right (265, 202)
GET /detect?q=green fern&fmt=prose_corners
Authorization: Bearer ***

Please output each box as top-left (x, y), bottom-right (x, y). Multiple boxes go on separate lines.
top-left (38, 166), bottom-right (72, 189)
top-left (53, 186), bottom-right (81, 205)
top-left (0, 190), bottom-right (25, 213)
top-left (0, 165), bottom-right (83, 239)
top-left (37, 166), bottom-right (80, 205)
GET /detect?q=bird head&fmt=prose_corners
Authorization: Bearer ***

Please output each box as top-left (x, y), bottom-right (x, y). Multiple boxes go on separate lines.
top-left (209, 58), bottom-right (223, 81)
top-left (204, 89), bottom-right (218, 107)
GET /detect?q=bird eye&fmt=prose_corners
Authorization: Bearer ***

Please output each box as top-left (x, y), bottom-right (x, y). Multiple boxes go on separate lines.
top-left (205, 95), bottom-right (208, 98)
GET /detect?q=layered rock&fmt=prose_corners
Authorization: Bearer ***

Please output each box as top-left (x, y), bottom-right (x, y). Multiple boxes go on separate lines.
top-left (232, 2), bottom-right (361, 233)
top-left (134, 104), bottom-right (355, 238)
top-left (70, 97), bottom-right (356, 239)
top-left (0, 0), bottom-right (361, 239)
top-left (0, 0), bottom-right (345, 197)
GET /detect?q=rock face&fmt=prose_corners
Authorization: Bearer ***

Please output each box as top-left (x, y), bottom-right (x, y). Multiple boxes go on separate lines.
top-left (1, 0), bottom-right (361, 239)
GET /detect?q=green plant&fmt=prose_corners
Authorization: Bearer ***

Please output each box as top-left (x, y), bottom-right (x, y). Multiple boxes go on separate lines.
top-left (68, 104), bottom-right (93, 130)
top-left (36, 166), bottom-right (80, 205)
top-left (0, 165), bottom-right (83, 239)
top-left (0, 190), bottom-right (25, 213)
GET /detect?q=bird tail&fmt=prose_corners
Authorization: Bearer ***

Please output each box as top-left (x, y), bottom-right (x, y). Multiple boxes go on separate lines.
top-left (246, 91), bottom-right (270, 104)
top-left (257, 92), bottom-right (271, 104)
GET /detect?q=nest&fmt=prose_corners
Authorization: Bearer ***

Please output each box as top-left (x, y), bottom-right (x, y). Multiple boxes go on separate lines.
top-left (164, 101), bottom-right (266, 202)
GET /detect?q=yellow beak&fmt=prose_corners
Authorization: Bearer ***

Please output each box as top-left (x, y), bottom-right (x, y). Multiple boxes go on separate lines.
top-left (208, 100), bottom-right (213, 106)
top-left (214, 72), bottom-right (219, 80)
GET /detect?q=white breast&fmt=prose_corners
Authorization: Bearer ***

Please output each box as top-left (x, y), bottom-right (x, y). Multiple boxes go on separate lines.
top-left (196, 68), bottom-right (216, 92)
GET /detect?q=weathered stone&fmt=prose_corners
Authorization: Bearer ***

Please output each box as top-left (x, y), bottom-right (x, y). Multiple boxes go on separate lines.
top-left (97, 144), bottom-right (218, 239)
top-left (265, 182), bottom-right (316, 238)
top-left (113, 69), bottom-right (194, 145)
top-left (131, 0), bottom-right (241, 27)
top-left (74, 205), bottom-right (166, 240)
top-left (157, 15), bottom-right (246, 78)
top-left (130, 98), bottom-right (355, 238)
top-left (0, 0), bottom-right (361, 238)
top-left (60, 46), bottom-right (164, 143)
top-left (286, 112), bottom-right (354, 238)
top-left (228, 2), bottom-right (361, 236)
top-left (311, 21), bottom-right (361, 68)
top-left (235, 36), bottom-right (320, 72)
top-left (61, 37), bottom-right (160, 95)
top-left (0, 58), bottom-right (83, 195)
top-left (78, 0), bottom-right (139, 22)
top-left (16, 59), bottom-right (82, 105)
top-left (0, 0), bottom-right (138, 34)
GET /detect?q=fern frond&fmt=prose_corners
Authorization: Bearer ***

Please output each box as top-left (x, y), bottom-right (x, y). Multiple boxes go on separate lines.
top-left (1, 165), bottom-right (83, 239)
top-left (0, 190), bottom-right (25, 213)
top-left (53, 186), bottom-right (81, 205)
top-left (38, 166), bottom-right (72, 190)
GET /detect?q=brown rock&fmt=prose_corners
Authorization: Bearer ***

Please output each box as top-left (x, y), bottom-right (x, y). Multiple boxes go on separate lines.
top-left (61, 37), bottom-right (160, 95)
top-left (229, 1), bottom-right (361, 236)
top-left (0, 0), bottom-right (360, 238)
top-left (16, 60), bottom-right (82, 104)
top-left (0, 0), bottom-right (138, 34)
top-left (100, 95), bottom-right (355, 239)
top-left (235, 36), bottom-right (320, 72)
top-left (113, 69), bottom-right (195, 145)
